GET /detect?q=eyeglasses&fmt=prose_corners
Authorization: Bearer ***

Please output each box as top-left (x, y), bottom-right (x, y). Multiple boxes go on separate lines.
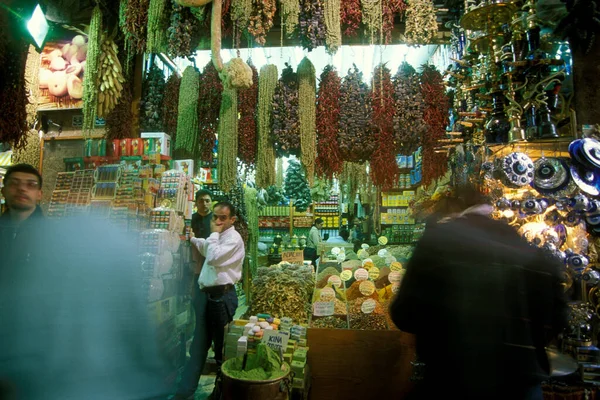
top-left (4, 179), bottom-right (40, 189)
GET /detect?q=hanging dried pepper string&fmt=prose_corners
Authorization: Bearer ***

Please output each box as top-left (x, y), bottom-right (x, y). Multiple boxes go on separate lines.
top-left (198, 61), bottom-right (223, 164)
top-left (272, 63), bottom-right (300, 157)
top-left (370, 64), bottom-right (399, 189)
top-left (315, 65), bottom-right (344, 180)
top-left (238, 61), bottom-right (258, 167)
top-left (420, 64), bottom-right (449, 185)
top-left (124, 0), bottom-right (149, 54)
top-left (382, 0), bottom-right (406, 45)
top-left (340, 0), bottom-right (362, 36)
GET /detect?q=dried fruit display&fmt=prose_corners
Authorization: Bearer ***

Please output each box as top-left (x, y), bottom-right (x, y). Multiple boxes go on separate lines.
top-left (393, 61), bottom-right (427, 154)
top-left (370, 64), bottom-right (400, 189)
top-left (315, 66), bottom-right (343, 179)
top-left (272, 64), bottom-right (300, 157)
top-left (299, 0), bottom-right (327, 51)
top-left (140, 63), bottom-right (165, 131)
top-left (106, 83), bottom-right (134, 140)
top-left (162, 74), bottom-right (181, 142)
top-left (340, 0), bottom-right (362, 37)
top-left (174, 66), bottom-right (200, 159)
top-left (238, 61), bottom-right (258, 167)
top-left (248, 0), bottom-right (276, 45)
top-left (147, 0), bottom-right (170, 53)
top-left (217, 86), bottom-right (238, 193)
top-left (280, 0), bottom-right (300, 37)
top-left (123, 0), bottom-right (150, 54)
top-left (168, 2), bottom-right (201, 59)
top-left (338, 65), bottom-right (375, 163)
top-left (256, 64), bottom-right (278, 188)
top-left (404, 0), bottom-right (438, 45)
top-left (324, 0), bottom-right (342, 54)
top-left (96, 37), bottom-right (126, 119)
top-left (298, 57), bottom-right (317, 186)
top-left (198, 61), bottom-right (223, 164)
top-left (284, 158), bottom-right (313, 212)
top-left (82, 5), bottom-right (102, 132)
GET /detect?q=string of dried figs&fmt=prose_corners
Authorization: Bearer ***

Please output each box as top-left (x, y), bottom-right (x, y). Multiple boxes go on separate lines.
top-left (393, 61), bottom-right (427, 154)
top-left (248, 0), bottom-right (276, 46)
top-left (238, 61), bottom-right (258, 167)
top-left (198, 61), bottom-right (223, 164)
top-left (272, 63), bottom-right (300, 157)
top-left (340, 0), bottom-right (362, 37)
top-left (162, 74), bottom-right (181, 142)
top-left (299, 0), bottom-right (327, 51)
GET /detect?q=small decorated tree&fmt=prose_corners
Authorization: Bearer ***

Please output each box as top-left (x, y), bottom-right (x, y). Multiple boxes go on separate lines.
top-left (284, 159), bottom-right (313, 212)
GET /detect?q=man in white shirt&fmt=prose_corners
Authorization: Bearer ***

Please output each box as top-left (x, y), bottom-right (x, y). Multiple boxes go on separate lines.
top-left (304, 218), bottom-right (323, 267)
top-left (172, 201), bottom-right (244, 400)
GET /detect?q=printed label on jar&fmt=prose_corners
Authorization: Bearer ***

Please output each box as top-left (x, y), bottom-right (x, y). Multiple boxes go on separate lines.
top-left (368, 266), bottom-right (380, 280)
top-left (390, 261), bottom-right (403, 272)
top-left (354, 268), bottom-right (369, 281)
top-left (361, 298), bottom-right (377, 314)
top-left (359, 280), bottom-right (375, 296)
top-left (340, 270), bottom-right (352, 282)
top-left (327, 275), bottom-right (342, 288)
top-left (388, 271), bottom-right (402, 283)
top-left (320, 287), bottom-right (336, 301)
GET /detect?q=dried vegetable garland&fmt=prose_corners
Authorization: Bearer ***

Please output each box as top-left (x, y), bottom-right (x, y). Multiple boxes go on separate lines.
top-left (341, 0), bottom-right (362, 36)
top-left (342, 162), bottom-right (369, 207)
top-left (338, 65), bottom-right (375, 163)
top-left (298, 57), bottom-right (317, 186)
top-left (244, 186), bottom-right (259, 278)
top-left (280, 0), bottom-right (300, 37)
top-left (238, 61), bottom-right (258, 167)
top-left (147, 0), bottom-right (169, 53)
top-left (248, 0), bottom-right (276, 45)
top-left (323, 0), bottom-right (342, 54)
top-left (25, 45), bottom-right (40, 128)
top-left (162, 74), bottom-right (181, 142)
top-left (124, 0), bottom-right (149, 54)
top-left (97, 37), bottom-right (126, 119)
top-left (174, 66), bottom-right (200, 159)
top-left (420, 65), bottom-right (449, 185)
top-left (382, 0), bottom-right (407, 44)
top-left (404, 0), bottom-right (439, 45)
top-left (256, 64), bottom-right (278, 188)
top-left (140, 63), bottom-right (166, 131)
top-left (315, 66), bottom-right (343, 179)
top-left (299, 0), bottom-right (327, 51)
top-left (106, 83), bottom-right (134, 140)
top-left (272, 64), bottom-right (300, 157)
top-left (231, 0), bottom-right (253, 34)
top-left (82, 5), bottom-right (102, 133)
top-left (362, 0), bottom-right (382, 42)
top-left (217, 86), bottom-right (239, 193)
top-left (393, 61), bottom-right (427, 154)
top-left (168, 2), bottom-right (201, 59)
top-left (370, 64), bottom-right (399, 189)
top-left (198, 62), bottom-right (223, 164)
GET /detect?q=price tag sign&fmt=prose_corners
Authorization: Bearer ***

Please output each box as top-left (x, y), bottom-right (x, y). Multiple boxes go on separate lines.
top-left (340, 270), bottom-right (352, 282)
top-left (282, 250), bottom-right (304, 264)
top-left (361, 298), bottom-right (377, 314)
top-left (263, 330), bottom-right (290, 353)
top-left (390, 261), bottom-right (403, 272)
top-left (320, 287), bottom-right (335, 301)
top-left (359, 280), bottom-right (375, 296)
top-left (362, 258), bottom-right (373, 267)
top-left (368, 266), bottom-right (380, 280)
top-left (327, 275), bottom-right (342, 288)
top-left (313, 301), bottom-right (335, 317)
top-left (391, 283), bottom-right (401, 294)
top-left (388, 271), bottom-right (402, 284)
top-left (354, 268), bottom-right (368, 281)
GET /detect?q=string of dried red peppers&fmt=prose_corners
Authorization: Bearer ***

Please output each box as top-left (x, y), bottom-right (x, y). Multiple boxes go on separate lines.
top-left (124, 0), bottom-right (150, 53)
top-left (198, 62), bottom-right (223, 164)
top-left (315, 65), bottom-right (344, 180)
top-left (238, 61), bottom-right (259, 167)
top-left (370, 64), bottom-right (399, 189)
top-left (382, 0), bottom-right (406, 45)
top-left (340, 0), bottom-right (362, 36)
top-left (420, 64), bottom-right (449, 186)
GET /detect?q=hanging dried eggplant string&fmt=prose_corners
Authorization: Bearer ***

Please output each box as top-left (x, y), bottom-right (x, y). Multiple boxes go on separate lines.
top-left (238, 61), bottom-right (258, 167)
top-left (280, 0), bottom-right (300, 37)
top-left (315, 65), bottom-right (343, 180)
top-left (393, 61), bottom-right (427, 154)
top-left (106, 82), bottom-right (134, 140)
top-left (272, 63), bottom-right (300, 157)
top-left (168, 2), bottom-right (201, 59)
top-left (248, 0), bottom-right (276, 45)
top-left (140, 63), bottom-right (166, 131)
top-left (198, 61), bottom-right (223, 164)
top-left (256, 64), bottom-right (278, 188)
top-left (147, 0), bottom-right (169, 53)
top-left (299, 0), bottom-right (327, 51)
top-left (82, 5), bottom-right (103, 133)
top-left (124, 0), bottom-right (149, 54)
top-left (421, 64), bottom-right (449, 185)
top-left (403, 0), bottom-right (438, 45)
top-left (324, 0), bottom-right (342, 54)
top-left (341, 0), bottom-right (362, 37)
top-left (174, 66), bottom-right (200, 159)
top-left (338, 65), bottom-right (375, 163)
top-left (163, 74), bottom-right (181, 143)
top-left (217, 85), bottom-right (239, 193)
top-left (370, 64), bottom-right (399, 189)
top-left (298, 57), bottom-right (317, 186)
top-left (382, 0), bottom-right (407, 45)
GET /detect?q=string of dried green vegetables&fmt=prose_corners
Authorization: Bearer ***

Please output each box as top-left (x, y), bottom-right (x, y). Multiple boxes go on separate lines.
top-left (299, 0), bottom-right (326, 51)
top-left (162, 74), bottom-right (181, 143)
top-left (123, 0), bottom-right (149, 53)
top-left (147, 0), bottom-right (169, 53)
top-left (362, 0), bottom-right (382, 42)
top-left (174, 66), bottom-right (200, 159)
top-left (341, 0), bottom-right (362, 36)
top-left (324, 0), bottom-right (342, 54)
top-left (338, 65), bottom-right (375, 163)
top-left (272, 64), bottom-right (300, 157)
top-left (231, 0), bottom-right (253, 34)
top-left (82, 5), bottom-right (102, 133)
top-left (393, 62), bottom-right (427, 154)
top-left (298, 57), bottom-right (317, 186)
top-left (315, 66), bottom-right (343, 180)
top-left (198, 61), bottom-right (223, 164)
top-left (404, 0), bottom-right (438, 45)
top-left (244, 186), bottom-right (259, 278)
top-left (106, 83), bottom-right (134, 139)
top-left (248, 0), bottom-right (276, 45)
top-left (256, 64), bottom-right (278, 188)
top-left (238, 61), bottom-right (258, 167)
top-left (370, 64), bottom-right (399, 189)
top-left (420, 64), bottom-right (449, 185)
top-left (280, 0), bottom-right (300, 37)
top-left (217, 85), bottom-right (239, 193)
top-left (342, 162), bottom-right (369, 210)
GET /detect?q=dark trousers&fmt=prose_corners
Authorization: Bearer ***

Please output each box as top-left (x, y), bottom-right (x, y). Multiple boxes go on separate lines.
top-left (304, 247), bottom-right (318, 267)
top-left (176, 280), bottom-right (238, 397)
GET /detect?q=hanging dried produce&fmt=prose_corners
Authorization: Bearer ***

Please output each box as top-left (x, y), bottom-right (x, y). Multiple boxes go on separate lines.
top-left (163, 74), bottom-right (181, 142)
top-left (420, 64), bottom-right (449, 185)
top-left (284, 158), bottom-right (313, 212)
top-left (338, 65), bottom-right (375, 163)
top-left (248, 0), bottom-right (276, 46)
top-left (147, 0), bottom-right (170, 53)
top-left (198, 61), bottom-right (223, 164)
top-left (140, 63), bottom-right (166, 131)
top-left (393, 61), bottom-right (427, 154)
top-left (341, 0), bottom-right (362, 36)
top-left (324, 0), bottom-right (342, 54)
top-left (168, 2), bottom-right (201, 59)
top-left (231, 0), bottom-right (253, 32)
top-left (124, 0), bottom-right (150, 53)
top-left (256, 64), bottom-right (278, 188)
top-left (82, 5), bottom-right (102, 133)
top-left (238, 61), bottom-right (258, 167)
top-left (404, 0), bottom-right (438, 45)
top-left (280, 0), bottom-right (300, 37)
top-left (217, 86), bottom-right (238, 193)
top-left (0, 33), bottom-right (28, 149)
top-left (174, 66), bottom-right (200, 159)
top-left (382, 0), bottom-right (407, 44)
top-left (244, 186), bottom-right (259, 278)
top-left (370, 64), bottom-right (399, 189)
top-left (341, 162), bottom-right (369, 207)
top-left (24, 45), bottom-right (40, 128)
top-left (299, 0), bottom-right (326, 51)
top-left (362, 0), bottom-right (382, 42)
top-left (272, 64), bottom-right (300, 157)
top-left (12, 130), bottom-right (40, 166)
top-left (298, 57), bottom-right (317, 186)
top-left (315, 65), bottom-right (343, 180)
top-left (106, 83), bottom-right (134, 140)
top-left (96, 37), bottom-right (126, 119)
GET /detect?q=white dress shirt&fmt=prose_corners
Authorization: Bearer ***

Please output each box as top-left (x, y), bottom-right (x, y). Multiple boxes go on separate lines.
top-left (191, 226), bottom-right (245, 289)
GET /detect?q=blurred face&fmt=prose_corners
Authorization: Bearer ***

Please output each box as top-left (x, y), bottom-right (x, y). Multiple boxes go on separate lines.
top-left (213, 205), bottom-right (236, 231)
top-left (1, 172), bottom-right (42, 211)
top-left (316, 222), bottom-right (324, 230)
top-left (196, 194), bottom-right (212, 215)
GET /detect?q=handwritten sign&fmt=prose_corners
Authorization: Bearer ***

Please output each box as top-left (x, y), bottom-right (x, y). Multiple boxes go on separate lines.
top-left (263, 329), bottom-right (290, 353)
top-left (361, 299), bottom-right (377, 314)
top-left (340, 270), bottom-right (352, 281)
top-left (368, 266), bottom-right (380, 280)
top-left (320, 287), bottom-right (335, 301)
top-left (282, 250), bottom-right (304, 264)
top-left (313, 301), bottom-right (335, 317)
top-left (354, 268), bottom-right (368, 281)
top-left (359, 280), bottom-right (375, 296)
top-left (327, 275), bottom-right (342, 288)
top-left (388, 271), bottom-right (402, 283)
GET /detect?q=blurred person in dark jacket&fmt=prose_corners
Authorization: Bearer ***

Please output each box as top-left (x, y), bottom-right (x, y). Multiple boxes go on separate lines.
top-left (390, 184), bottom-right (569, 400)
top-left (0, 215), bottom-right (169, 400)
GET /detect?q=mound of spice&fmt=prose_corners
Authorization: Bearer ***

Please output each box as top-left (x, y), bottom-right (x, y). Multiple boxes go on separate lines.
top-left (350, 314), bottom-right (388, 330)
top-left (348, 296), bottom-right (384, 315)
top-left (311, 316), bottom-right (348, 329)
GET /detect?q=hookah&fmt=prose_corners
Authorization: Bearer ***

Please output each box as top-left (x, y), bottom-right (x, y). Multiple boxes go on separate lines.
top-left (505, 75), bottom-right (528, 142)
top-left (534, 69), bottom-right (566, 138)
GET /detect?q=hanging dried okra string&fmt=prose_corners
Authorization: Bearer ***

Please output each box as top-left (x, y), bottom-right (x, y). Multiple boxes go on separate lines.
top-left (174, 66), bottom-right (200, 159)
top-left (298, 57), bottom-right (317, 186)
top-left (324, 0), bottom-right (342, 54)
top-left (256, 64), bottom-right (278, 188)
top-left (82, 5), bottom-right (102, 132)
top-left (280, 0), bottom-right (300, 37)
top-left (217, 86), bottom-right (239, 193)
top-left (147, 0), bottom-right (169, 53)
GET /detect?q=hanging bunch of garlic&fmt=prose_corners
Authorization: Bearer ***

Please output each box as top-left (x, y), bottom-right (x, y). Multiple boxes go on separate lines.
top-left (96, 36), bottom-right (125, 118)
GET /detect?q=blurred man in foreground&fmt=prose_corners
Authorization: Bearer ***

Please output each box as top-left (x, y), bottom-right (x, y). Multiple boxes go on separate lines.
top-left (391, 185), bottom-right (569, 400)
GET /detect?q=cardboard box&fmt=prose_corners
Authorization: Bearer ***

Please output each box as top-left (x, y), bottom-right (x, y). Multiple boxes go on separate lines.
top-left (174, 159), bottom-right (194, 177)
top-left (141, 132), bottom-right (171, 156)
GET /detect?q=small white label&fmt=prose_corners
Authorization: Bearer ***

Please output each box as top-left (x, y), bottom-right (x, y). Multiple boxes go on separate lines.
top-left (354, 268), bottom-right (368, 281)
top-left (388, 271), bottom-right (402, 283)
top-left (361, 299), bottom-right (377, 314)
top-left (313, 301), bottom-right (335, 317)
top-left (327, 275), bottom-right (342, 288)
